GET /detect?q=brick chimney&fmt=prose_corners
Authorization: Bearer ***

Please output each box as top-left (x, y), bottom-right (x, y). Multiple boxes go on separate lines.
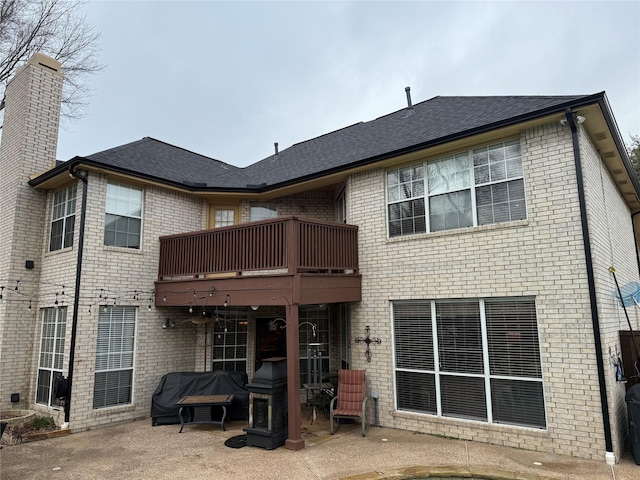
top-left (0, 53), bottom-right (64, 410)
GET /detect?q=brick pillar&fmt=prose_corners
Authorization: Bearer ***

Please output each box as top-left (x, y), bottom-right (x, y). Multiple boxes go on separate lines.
top-left (0, 53), bottom-right (63, 410)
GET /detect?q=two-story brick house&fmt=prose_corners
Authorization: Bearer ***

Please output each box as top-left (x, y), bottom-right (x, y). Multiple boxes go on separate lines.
top-left (1, 53), bottom-right (639, 462)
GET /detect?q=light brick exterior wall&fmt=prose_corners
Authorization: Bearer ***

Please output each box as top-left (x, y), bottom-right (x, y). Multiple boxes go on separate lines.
top-left (346, 121), bottom-right (632, 461)
top-left (579, 126), bottom-right (638, 460)
top-left (3, 56), bottom-right (634, 459)
top-left (27, 175), bottom-right (208, 430)
top-left (0, 55), bottom-right (62, 412)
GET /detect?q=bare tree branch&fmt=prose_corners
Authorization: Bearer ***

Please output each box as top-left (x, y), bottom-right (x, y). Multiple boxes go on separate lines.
top-left (0, 0), bottom-right (103, 121)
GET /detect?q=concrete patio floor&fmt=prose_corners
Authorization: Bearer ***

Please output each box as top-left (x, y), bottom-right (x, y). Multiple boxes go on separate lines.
top-left (1, 407), bottom-right (638, 480)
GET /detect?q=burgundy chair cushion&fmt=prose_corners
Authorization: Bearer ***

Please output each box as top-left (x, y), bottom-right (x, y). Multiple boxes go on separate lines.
top-left (334, 369), bottom-right (365, 416)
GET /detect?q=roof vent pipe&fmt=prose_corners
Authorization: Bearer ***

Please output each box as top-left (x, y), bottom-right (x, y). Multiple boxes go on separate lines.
top-left (404, 87), bottom-right (415, 117)
top-left (273, 142), bottom-right (279, 161)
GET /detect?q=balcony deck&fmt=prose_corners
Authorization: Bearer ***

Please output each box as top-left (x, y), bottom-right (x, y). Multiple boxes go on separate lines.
top-left (155, 216), bottom-right (361, 307)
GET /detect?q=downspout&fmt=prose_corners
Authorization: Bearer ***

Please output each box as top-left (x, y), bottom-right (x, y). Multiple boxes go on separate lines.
top-left (63, 166), bottom-right (88, 427)
top-left (565, 108), bottom-right (614, 463)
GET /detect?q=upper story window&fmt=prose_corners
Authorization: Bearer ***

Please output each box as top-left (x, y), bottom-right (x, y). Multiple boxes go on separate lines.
top-left (214, 209), bottom-right (235, 227)
top-left (49, 184), bottom-right (77, 251)
top-left (387, 139), bottom-right (526, 237)
top-left (104, 182), bottom-right (142, 249)
top-left (250, 203), bottom-right (277, 222)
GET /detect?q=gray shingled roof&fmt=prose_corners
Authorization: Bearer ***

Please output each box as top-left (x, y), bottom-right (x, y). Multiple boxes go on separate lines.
top-left (33, 93), bottom-right (604, 190)
top-left (243, 95), bottom-right (593, 187)
top-left (85, 138), bottom-right (253, 189)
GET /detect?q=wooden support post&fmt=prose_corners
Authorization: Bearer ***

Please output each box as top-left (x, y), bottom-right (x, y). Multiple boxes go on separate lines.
top-left (284, 303), bottom-right (304, 451)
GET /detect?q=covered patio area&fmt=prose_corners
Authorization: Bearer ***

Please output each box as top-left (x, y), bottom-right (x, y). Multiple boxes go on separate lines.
top-left (155, 216), bottom-right (362, 450)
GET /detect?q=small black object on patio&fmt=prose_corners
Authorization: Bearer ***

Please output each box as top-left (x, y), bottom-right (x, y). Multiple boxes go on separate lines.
top-left (224, 434), bottom-right (247, 449)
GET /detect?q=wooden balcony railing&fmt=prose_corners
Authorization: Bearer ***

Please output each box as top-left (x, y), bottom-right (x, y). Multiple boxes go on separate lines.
top-left (158, 216), bottom-right (359, 280)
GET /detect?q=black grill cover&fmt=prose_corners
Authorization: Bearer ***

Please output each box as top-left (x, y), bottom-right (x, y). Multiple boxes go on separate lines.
top-left (626, 383), bottom-right (640, 465)
top-left (151, 371), bottom-right (249, 426)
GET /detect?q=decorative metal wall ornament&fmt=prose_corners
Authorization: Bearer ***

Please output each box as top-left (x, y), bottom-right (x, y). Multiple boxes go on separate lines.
top-left (355, 325), bottom-right (382, 363)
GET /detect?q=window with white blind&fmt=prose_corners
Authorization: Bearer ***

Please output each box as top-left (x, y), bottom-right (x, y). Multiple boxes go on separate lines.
top-left (393, 298), bottom-right (545, 429)
top-left (36, 308), bottom-right (67, 407)
top-left (93, 306), bottom-right (136, 409)
top-left (386, 139), bottom-right (526, 237)
top-left (49, 185), bottom-right (77, 251)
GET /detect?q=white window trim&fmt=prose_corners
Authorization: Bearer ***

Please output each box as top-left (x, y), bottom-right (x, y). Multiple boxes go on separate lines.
top-left (93, 306), bottom-right (138, 409)
top-left (392, 298), bottom-right (546, 429)
top-left (104, 182), bottom-right (144, 250)
top-left (212, 311), bottom-right (248, 371)
top-left (386, 139), bottom-right (526, 238)
top-left (35, 307), bottom-right (67, 407)
top-left (49, 184), bottom-right (77, 252)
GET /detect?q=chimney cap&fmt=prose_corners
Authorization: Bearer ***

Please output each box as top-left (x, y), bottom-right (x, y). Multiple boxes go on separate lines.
top-left (28, 53), bottom-right (62, 73)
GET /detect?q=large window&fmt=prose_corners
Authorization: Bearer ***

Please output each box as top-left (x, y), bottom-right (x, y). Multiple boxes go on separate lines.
top-left (387, 140), bottom-right (525, 236)
top-left (393, 298), bottom-right (545, 429)
top-left (104, 182), bottom-right (142, 249)
top-left (49, 185), bottom-right (77, 251)
top-left (36, 308), bottom-right (67, 406)
top-left (94, 306), bottom-right (136, 409)
top-left (212, 310), bottom-right (248, 372)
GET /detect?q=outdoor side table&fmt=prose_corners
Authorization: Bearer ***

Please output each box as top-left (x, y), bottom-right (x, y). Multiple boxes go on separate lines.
top-left (303, 382), bottom-right (334, 423)
top-left (176, 394), bottom-right (235, 433)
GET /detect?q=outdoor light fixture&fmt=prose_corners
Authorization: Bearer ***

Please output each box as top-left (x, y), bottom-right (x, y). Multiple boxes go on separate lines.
top-left (223, 295), bottom-right (230, 308)
top-left (188, 306), bottom-right (193, 314)
top-left (161, 319), bottom-right (176, 329)
top-left (251, 305), bottom-right (259, 311)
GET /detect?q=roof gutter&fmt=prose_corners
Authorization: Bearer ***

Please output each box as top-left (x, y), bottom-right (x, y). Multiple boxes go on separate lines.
top-left (28, 156), bottom-right (247, 193)
top-left (62, 165), bottom-right (88, 428)
top-left (565, 108), bottom-right (614, 464)
top-left (255, 93), bottom-right (615, 192)
top-left (31, 94), bottom-right (626, 199)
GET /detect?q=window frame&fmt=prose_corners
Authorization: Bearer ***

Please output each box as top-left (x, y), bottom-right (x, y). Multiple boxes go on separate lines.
top-left (386, 139), bottom-right (526, 237)
top-left (93, 306), bottom-right (137, 409)
top-left (212, 310), bottom-right (248, 372)
top-left (392, 297), bottom-right (546, 429)
top-left (337, 190), bottom-right (347, 223)
top-left (35, 307), bottom-right (67, 407)
top-left (104, 182), bottom-right (143, 249)
top-left (49, 184), bottom-right (77, 252)
top-left (299, 306), bottom-right (330, 385)
top-left (250, 203), bottom-right (277, 222)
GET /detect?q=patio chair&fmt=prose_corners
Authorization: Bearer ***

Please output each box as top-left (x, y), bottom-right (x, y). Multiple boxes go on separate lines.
top-left (329, 369), bottom-right (369, 437)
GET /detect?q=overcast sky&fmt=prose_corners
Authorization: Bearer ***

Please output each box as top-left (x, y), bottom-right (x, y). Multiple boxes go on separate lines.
top-left (55, 0), bottom-right (640, 167)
